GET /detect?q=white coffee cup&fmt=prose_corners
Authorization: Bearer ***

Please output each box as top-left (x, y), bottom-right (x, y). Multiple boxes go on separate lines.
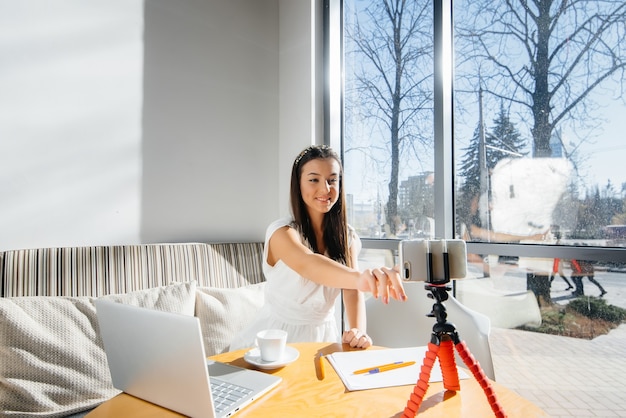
top-left (255, 329), bottom-right (287, 362)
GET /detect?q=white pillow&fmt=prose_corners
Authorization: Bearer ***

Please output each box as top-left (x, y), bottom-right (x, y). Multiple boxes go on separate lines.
top-left (195, 283), bottom-right (265, 356)
top-left (0, 281), bottom-right (196, 418)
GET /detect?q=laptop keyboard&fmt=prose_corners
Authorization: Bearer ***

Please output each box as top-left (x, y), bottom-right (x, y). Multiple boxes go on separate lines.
top-left (210, 377), bottom-right (254, 414)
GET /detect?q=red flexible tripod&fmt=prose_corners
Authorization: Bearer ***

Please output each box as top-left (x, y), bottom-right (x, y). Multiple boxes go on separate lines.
top-left (401, 283), bottom-right (507, 418)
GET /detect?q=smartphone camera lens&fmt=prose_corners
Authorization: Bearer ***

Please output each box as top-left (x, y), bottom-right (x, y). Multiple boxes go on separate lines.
top-left (403, 262), bottom-right (411, 280)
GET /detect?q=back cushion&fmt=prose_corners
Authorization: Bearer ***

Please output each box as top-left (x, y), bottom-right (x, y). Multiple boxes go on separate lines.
top-left (195, 282), bottom-right (265, 356)
top-left (0, 281), bottom-right (196, 418)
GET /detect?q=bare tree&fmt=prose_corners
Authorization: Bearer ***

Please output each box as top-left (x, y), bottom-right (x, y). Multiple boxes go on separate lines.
top-left (344, 0), bottom-right (432, 235)
top-left (456, 0), bottom-right (626, 157)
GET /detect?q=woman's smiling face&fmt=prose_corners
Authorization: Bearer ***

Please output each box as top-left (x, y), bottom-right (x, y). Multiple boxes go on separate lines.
top-left (299, 157), bottom-right (341, 217)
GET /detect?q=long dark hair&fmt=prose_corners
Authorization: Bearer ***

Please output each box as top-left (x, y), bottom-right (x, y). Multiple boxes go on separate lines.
top-left (290, 145), bottom-right (351, 267)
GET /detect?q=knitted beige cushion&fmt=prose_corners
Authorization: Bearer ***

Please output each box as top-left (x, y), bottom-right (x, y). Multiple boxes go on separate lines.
top-left (0, 281), bottom-right (196, 418)
top-left (195, 283), bottom-right (265, 356)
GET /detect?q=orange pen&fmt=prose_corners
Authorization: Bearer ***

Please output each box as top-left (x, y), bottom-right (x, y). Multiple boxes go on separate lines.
top-left (353, 361), bottom-right (416, 375)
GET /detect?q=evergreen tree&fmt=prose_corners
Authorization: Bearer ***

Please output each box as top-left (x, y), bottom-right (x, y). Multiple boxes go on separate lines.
top-left (458, 124), bottom-right (482, 198)
top-left (457, 105), bottom-right (528, 231)
top-left (487, 104), bottom-right (527, 165)
top-left (458, 105), bottom-right (527, 205)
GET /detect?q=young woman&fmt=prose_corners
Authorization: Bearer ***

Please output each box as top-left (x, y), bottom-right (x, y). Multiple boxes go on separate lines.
top-left (230, 145), bottom-right (407, 351)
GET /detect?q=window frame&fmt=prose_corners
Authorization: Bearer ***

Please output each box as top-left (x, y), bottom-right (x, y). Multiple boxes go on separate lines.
top-left (325, 0), bottom-right (626, 264)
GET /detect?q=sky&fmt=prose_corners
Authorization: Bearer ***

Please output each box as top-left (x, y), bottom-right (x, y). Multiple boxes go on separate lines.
top-left (568, 95), bottom-right (626, 193)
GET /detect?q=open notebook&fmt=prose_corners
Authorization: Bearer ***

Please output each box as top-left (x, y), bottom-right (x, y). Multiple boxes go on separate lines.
top-left (326, 346), bottom-right (468, 391)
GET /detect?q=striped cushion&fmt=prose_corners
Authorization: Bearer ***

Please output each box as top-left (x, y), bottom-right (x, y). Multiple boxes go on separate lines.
top-left (0, 243), bottom-right (265, 297)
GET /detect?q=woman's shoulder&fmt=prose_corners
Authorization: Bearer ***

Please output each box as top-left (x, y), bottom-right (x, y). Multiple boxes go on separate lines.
top-left (267, 217), bottom-right (294, 230)
top-left (265, 217), bottom-right (296, 241)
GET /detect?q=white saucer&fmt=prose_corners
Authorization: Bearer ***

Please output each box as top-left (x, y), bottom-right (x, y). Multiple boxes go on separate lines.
top-left (243, 346), bottom-right (300, 370)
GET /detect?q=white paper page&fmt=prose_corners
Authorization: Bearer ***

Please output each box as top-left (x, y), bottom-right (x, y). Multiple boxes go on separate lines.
top-left (326, 347), bottom-right (469, 391)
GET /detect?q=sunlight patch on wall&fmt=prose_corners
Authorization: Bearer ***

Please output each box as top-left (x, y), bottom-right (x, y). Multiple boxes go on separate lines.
top-left (0, 1), bottom-right (143, 250)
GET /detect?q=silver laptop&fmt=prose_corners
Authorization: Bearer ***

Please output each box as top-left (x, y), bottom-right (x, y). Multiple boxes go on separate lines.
top-left (95, 299), bottom-right (282, 418)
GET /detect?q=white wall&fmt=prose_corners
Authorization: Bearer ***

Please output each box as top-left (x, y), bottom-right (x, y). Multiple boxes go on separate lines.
top-left (0, 0), bottom-right (322, 251)
top-left (0, 1), bottom-right (144, 250)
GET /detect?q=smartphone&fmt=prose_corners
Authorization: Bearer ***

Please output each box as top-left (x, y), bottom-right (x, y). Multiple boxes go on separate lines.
top-left (398, 239), bottom-right (467, 282)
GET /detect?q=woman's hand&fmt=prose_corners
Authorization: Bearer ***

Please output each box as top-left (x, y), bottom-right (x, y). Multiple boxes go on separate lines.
top-left (357, 266), bottom-right (407, 304)
top-left (342, 328), bottom-right (372, 349)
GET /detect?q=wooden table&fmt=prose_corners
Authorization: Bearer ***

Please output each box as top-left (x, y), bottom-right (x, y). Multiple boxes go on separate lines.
top-left (87, 342), bottom-right (548, 417)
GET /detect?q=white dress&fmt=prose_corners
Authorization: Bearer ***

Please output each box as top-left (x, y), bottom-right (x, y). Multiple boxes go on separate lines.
top-left (229, 218), bottom-right (344, 350)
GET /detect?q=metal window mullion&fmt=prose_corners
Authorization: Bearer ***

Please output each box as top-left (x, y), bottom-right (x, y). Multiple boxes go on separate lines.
top-left (434, 0), bottom-right (455, 240)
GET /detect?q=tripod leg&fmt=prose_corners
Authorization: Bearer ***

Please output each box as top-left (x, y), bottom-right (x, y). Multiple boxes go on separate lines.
top-left (455, 340), bottom-right (507, 418)
top-left (438, 339), bottom-right (460, 391)
top-left (402, 342), bottom-right (439, 418)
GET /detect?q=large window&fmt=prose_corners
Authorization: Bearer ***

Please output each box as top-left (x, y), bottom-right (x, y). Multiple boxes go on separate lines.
top-left (329, 1), bottom-right (626, 412)
top-left (454, 0), bottom-right (626, 249)
top-left (341, 1), bottom-right (435, 240)
top-left (330, 0), bottom-right (626, 261)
